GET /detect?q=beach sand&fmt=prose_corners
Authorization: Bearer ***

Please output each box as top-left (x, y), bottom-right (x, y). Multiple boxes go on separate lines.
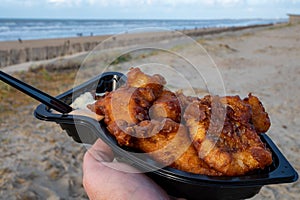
top-left (0, 23), bottom-right (299, 199)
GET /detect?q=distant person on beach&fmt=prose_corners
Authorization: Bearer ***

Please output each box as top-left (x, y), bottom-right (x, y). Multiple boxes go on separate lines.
top-left (83, 139), bottom-right (184, 200)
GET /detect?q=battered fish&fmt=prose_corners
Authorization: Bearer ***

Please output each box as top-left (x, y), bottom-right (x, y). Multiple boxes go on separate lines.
top-left (88, 68), bottom-right (273, 176)
top-left (108, 118), bottom-right (221, 176)
top-left (184, 95), bottom-right (273, 176)
top-left (244, 93), bottom-right (271, 134)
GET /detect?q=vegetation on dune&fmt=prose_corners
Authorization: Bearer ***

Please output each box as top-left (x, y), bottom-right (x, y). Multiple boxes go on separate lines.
top-left (0, 64), bottom-right (77, 119)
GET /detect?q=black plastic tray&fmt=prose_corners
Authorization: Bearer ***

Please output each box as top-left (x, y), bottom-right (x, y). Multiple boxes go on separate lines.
top-left (34, 72), bottom-right (298, 200)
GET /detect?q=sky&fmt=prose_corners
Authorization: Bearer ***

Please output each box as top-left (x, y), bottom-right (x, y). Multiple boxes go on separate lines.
top-left (0, 0), bottom-right (300, 19)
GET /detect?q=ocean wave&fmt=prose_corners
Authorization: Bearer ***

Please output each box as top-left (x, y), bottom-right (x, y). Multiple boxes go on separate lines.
top-left (0, 18), bottom-right (287, 41)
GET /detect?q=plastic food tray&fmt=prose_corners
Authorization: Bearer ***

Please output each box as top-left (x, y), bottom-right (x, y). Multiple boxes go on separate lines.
top-left (34, 72), bottom-right (298, 200)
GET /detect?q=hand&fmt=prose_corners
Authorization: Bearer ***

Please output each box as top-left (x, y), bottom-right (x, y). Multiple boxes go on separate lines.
top-left (83, 139), bottom-right (176, 200)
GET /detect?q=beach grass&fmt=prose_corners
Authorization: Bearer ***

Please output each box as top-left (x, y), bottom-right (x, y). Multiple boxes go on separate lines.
top-left (0, 67), bottom-right (77, 119)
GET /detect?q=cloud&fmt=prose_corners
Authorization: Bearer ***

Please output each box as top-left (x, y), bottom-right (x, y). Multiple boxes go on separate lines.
top-left (46, 0), bottom-right (152, 7)
top-left (3, 0), bottom-right (299, 8)
top-left (47, 0), bottom-right (83, 6)
top-left (45, 0), bottom-right (244, 7)
top-left (17, 0), bottom-right (289, 9)
top-left (116, 0), bottom-right (244, 7)
top-left (2, 0), bottom-right (38, 6)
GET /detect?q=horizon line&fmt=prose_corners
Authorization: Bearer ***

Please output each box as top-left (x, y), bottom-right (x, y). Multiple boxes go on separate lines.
top-left (0, 17), bottom-right (289, 21)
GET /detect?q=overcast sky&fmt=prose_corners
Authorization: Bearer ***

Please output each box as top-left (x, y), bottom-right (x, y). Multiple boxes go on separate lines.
top-left (1, 0), bottom-right (299, 19)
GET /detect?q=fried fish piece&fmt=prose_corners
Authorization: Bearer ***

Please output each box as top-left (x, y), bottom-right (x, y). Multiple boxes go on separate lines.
top-left (108, 118), bottom-right (221, 175)
top-left (135, 119), bottom-right (221, 175)
top-left (184, 95), bottom-right (272, 176)
top-left (244, 93), bottom-right (271, 134)
top-left (89, 87), bottom-right (154, 125)
top-left (88, 67), bottom-right (166, 125)
top-left (106, 120), bottom-right (135, 146)
top-left (88, 67), bottom-right (272, 177)
top-left (126, 67), bottom-right (166, 99)
top-left (149, 90), bottom-right (182, 123)
top-left (219, 95), bottom-right (252, 124)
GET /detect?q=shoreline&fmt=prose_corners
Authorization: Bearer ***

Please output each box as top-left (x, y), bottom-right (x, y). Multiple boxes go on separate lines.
top-left (0, 23), bottom-right (279, 69)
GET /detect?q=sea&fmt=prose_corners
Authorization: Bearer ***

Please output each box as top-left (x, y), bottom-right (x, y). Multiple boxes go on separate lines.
top-left (0, 18), bottom-right (287, 42)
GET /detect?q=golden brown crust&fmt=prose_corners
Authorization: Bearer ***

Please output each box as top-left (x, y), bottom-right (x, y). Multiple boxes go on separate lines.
top-left (88, 87), bottom-right (149, 125)
top-left (184, 95), bottom-right (273, 176)
top-left (243, 93), bottom-right (271, 134)
top-left (127, 67), bottom-right (166, 89)
top-left (107, 120), bottom-right (135, 146)
top-left (126, 67), bottom-right (166, 99)
top-left (88, 68), bottom-right (166, 126)
top-left (133, 119), bottom-right (222, 176)
top-left (149, 90), bottom-right (182, 123)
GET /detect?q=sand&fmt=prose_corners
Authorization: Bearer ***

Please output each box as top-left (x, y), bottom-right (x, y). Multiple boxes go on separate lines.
top-left (0, 23), bottom-right (299, 199)
top-left (0, 23), bottom-right (273, 68)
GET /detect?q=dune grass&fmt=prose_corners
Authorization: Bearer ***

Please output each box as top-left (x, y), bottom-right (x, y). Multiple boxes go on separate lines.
top-left (0, 66), bottom-right (77, 119)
